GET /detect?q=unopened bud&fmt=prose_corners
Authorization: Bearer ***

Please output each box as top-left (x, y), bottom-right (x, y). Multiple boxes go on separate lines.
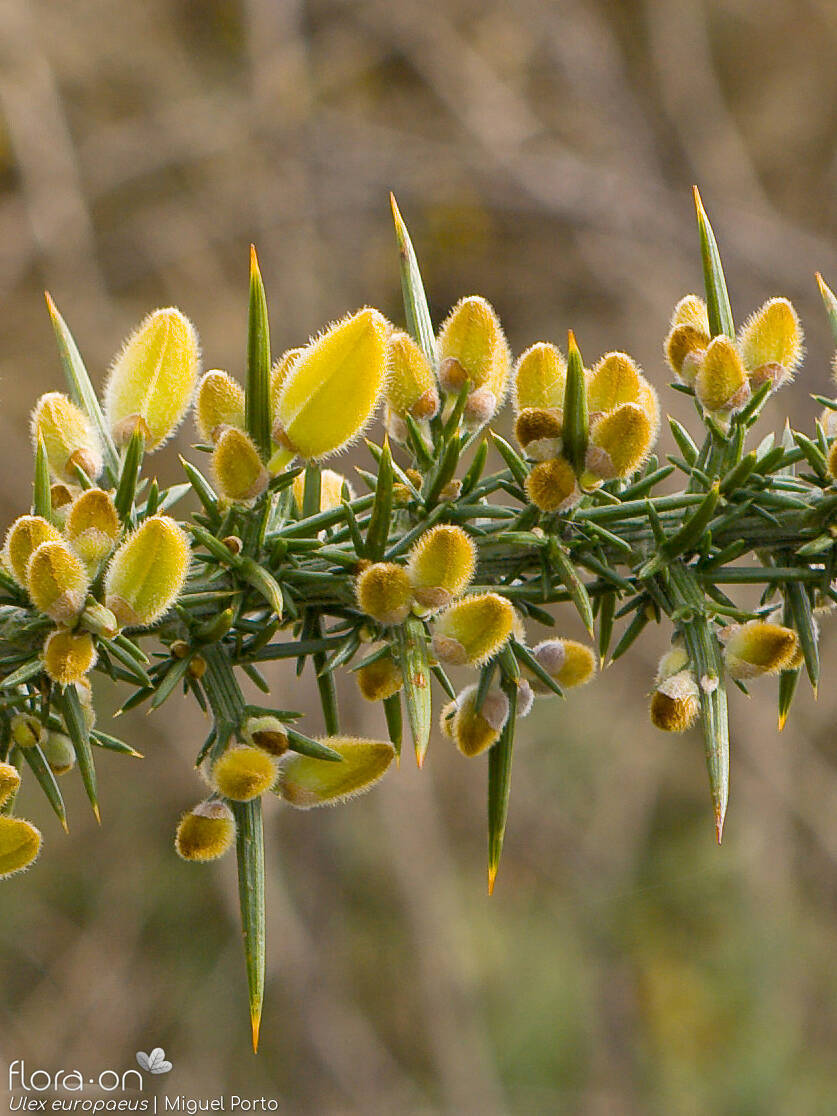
top-left (585, 402), bottom-right (654, 482)
top-left (66, 488), bottom-right (120, 566)
top-left (512, 342), bottom-right (566, 412)
top-left (242, 715), bottom-right (289, 756)
top-left (525, 456), bottom-right (580, 513)
top-left (272, 308), bottom-right (388, 461)
top-left (105, 515), bottom-right (190, 628)
top-left (11, 714), bottom-right (43, 749)
top-left (275, 736), bottom-right (395, 808)
top-left (517, 679), bottom-right (534, 718)
top-left (195, 370), bottom-right (245, 443)
top-left (212, 427), bottom-right (268, 503)
top-left (175, 800), bottom-right (236, 862)
top-left (356, 562), bottom-right (413, 626)
top-left (269, 347), bottom-right (304, 417)
top-left (449, 683), bottom-right (509, 757)
top-left (529, 638), bottom-right (596, 692)
top-left (212, 744), bottom-right (279, 801)
top-left (3, 515), bottom-right (62, 587)
top-left (514, 407), bottom-right (563, 460)
top-left (356, 655), bottom-right (403, 701)
top-left (0, 816), bottom-right (42, 879)
top-left (663, 295), bottom-right (710, 382)
top-left (105, 308), bottom-right (200, 451)
top-left (828, 439), bottom-right (837, 481)
top-left (292, 468), bottom-right (353, 514)
top-left (719, 620), bottom-right (800, 679)
top-left (187, 654), bottom-right (206, 680)
top-left (0, 763), bottom-right (20, 807)
top-left (27, 540), bottom-right (89, 622)
top-left (407, 524), bottom-right (476, 611)
top-left (656, 643), bottom-right (690, 683)
top-left (385, 330), bottom-right (440, 434)
top-left (42, 732), bottom-right (76, 776)
top-left (695, 336), bottom-right (750, 416)
top-left (738, 298), bottom-right (803, 389)
top-left (437, 296), bottom-right (510, 407)
top-left (31, 392), bottom-right (102, 483)
top-left (650, 670), bottom-right (700, 732)
top-left (43, 628), bottom-right (97, 685)
top-left (431, 592), bottom-right (515, 666)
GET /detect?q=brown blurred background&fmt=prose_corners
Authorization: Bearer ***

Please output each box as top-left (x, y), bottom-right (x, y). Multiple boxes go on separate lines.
top-left (1, 1), bottom-right (837, 1112)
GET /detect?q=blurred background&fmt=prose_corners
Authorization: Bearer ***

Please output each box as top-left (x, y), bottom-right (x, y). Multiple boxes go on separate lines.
top-left (1, 0), bottom-right (837, 1112)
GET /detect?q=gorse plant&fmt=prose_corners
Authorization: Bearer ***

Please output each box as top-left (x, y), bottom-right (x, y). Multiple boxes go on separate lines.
top-left (2, 188), bottom-right (837, 1048)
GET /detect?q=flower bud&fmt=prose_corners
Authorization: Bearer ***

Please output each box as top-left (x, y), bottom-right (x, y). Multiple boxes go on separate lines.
top-left (431, 592), bottom-right (515, 667)
top-left (31, 392), bottom-right (102, 483)
top-left (385, 330), bottom-right (440, 437)
top-left (43, 628), bottom-right (97, 685)
top-left (42, 732), bottom-right (76, 776)
top-left (212, 427), bottom-right (268, 502)
top-left (275, 736), bottom-right (395, 808)
top-left (437, 297), bottom-right (511, 406)
top-left (242, 715), bottom-right (289, 757)
top-left (105, 308), bottom-right (200, 450)
top-left (269, 347), bottom-right (304, 417)
top-left (656, 643), bottom-right (690, 683)
top-left (828, 438), bottom-right (837, 481)
top-left (49, 483), bottom-right (75, 527)
top-left (512, 342), bottom-right (566, 412)
top-left (356, 655), bottom-right (403, 701)
top-left (355, 562), bottom-right (413, 626)
top-left (663, 295), bottom-right (710, 383)
top-left (448, 683), bottom-right (509, 757)
top-left (65, 489), bottom-right (120, 566)
top-left (671, 294), bottom-right (710, 332)
top-left (738, 298), bottom-right (803, 389)
top-left (587, 352), bottom-right (640, 413)
top-left (528, 638), bottom-right (596, 692)
top-left (585, 403), bottom-right (654, 481)
top-left (525, 456), bottom-right (580, 513)
top-left (2, 515), bottom-right (62, 587)
top-left (514, 408), bottom-right (563, 460)
top-left (719, 620), bottom-right (800, 680)
top-left (175, 800), bottom-right (236, 862)
top-left (212, 745), bottom-right (279, 801)
top-left (695, 337), bottom-right (750, 416)
top-left (292, 468), bottom-right (353, 514)
top-left (0, 816), bottom-right (41, 879)
top-left (517, 679), bottom-right (534, 718)
top-left (27, 540), bottom-right (89, 622)
top-left (407, 524), bottom-right (476, 611)
top-left (272, 308), bottom-right (388, 461)
top-left (195, 370), bottom-right (245, 443)
top-left (650, 670), bottom-right (700, 732)
top-left (105, 515), bottom-right (190, 628)
top-left (11, 714), bottom-right (43, 749)
top-left (0, 763), bottom-right (21, 807)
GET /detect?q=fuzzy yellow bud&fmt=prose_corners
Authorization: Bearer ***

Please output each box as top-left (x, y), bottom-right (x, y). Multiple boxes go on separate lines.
top-left (738, 298), bottom-right (803, 389)
top-left (695, 337), bottom-right (750, 416)
top-left (242, 716), bottom-right (289, 756)
top-left (663, 295), bottom-right (710, 382)
top-left (438, 296), bottom-right (510, 393)
top-left (529, 638), bottom-right (596, 692)
top-left (585, 403), bottom-right (654, 481)
top-left (105, 308), bottom-right (200, 450)
top-left (431, 592), bottom-right (515, 667)
top-left (719, 620), bottom-right (800, 680)
top-left (11, 714), bottom-right (43, 749)
top-left (212, 744), bottom-right (279, 801)
top-left (195, 370), bottom-right (245, 443)
top-left (65, 489), bottom-right (120, 566)
top-left (105, 515), bottom-right (190, 628)
top-left (356, 655), bottom-right (403, 702)
top-left (43, 628), bottom-right (97, 685)
top-left (42, 733), bottom-right (76, 776)
top-left (656, 643), bottom-right (690, 683)
top-left (355, 562), bottom-right (413, 626)
top-left (448, 683), bottom-right (509, 757)
top-left (292, 468), bottom-right (353, 514)
top-left (272, 309), bottom-right (388, 461)
top-left (650, 670), bottom-right (700, 732)
top-left (828, 438), bottom-right (837, 481)
top-left (512, 342), bottom-right (566, 412)
top-left (175, 800), bottom-right (236, 862)
top-left (406, 524), bottom-right (476, 611)
top-left (385, 330), bottom-right (440, 438)
top-left (269, 348), bottom-right (304, 418)
top-left (514, 408), bottom-right (563, 460)
top-left (0, 816), bottom-right (41, 879)
top-left (2, 515), bottom-right (62, 587)
top-left (27, 540), bottom-right (89, 622)
top-left (587, 352), bottom-right (643, 414)
top-left (212, 427), bottom-right (268, 503)
top-left (275, 736), bottom-right (395, 808)
top-left (0, 763), bottom-right (20, 807)
top-left (525, 456), bottom-right (580, 513)
top-left (31, 392), bottom-right (102, 483)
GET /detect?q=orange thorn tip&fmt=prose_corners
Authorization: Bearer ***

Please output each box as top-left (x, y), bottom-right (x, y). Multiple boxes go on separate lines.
top-left (250, 1009), bottom-right (262, 1054)
top-left (415, 751), bottom-right (425, 770)
top-left (92, 804), bottom-right (101, 825)
top-left (812, 684), bottom-right (819, 701)
top-left (61, 818), bottom-right (70, 834)
top-left (714, 809), bottom-right (725, 845)
top-left (487, 864), bottom-right (497, 896)
top-left (567, 328), bottom-right (578, 352)
top-left (692, 184), bottom-right (704, 213)
top-left (249, 243), bottom-right (260, 273)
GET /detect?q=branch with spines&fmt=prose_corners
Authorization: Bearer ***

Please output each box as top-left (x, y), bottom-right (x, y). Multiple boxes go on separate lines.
top-left (1, 188), bottom-right (837, 1046)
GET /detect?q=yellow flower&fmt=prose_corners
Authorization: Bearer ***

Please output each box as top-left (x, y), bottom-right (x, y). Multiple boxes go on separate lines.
top-left (195, 370), bottom-right (245, 443)
top-left (663, 295), bottom-right (710, 384)
top-left (2, 515), bottom-right (62, 588)
top-left (31, 392), bottom-right (102, 483)
top-left (650, 670), bottom-right (700, 732)
top-left (0, 817), bottom-right (42, 880)
top-left (356, 656), bottom-right (403, 702)
top-left (525, 455), bottom-right (580, 513)
top-left (585, 403), bottom-right (654, 481)
top-left (384, 330), bottom-right (439, 443)
top-left (437, 296), bottom-right (510, 425)
top-left (269, 347), bottom-right (304, 419)
top-left (175, 800), bottom-right (236, 861)
top-left (212, 427), bottom-right (268, 503)
top-left (355, 562), bottom-right (414, 626)
top-left (407, 524), bottom-right (476, 611)
top-left (738, 298), bottom-right (804, 391)
top-left (43, 628), bottom-right (97, 685)
top-left (695, 336), bottom-right (750, 416)
top-left (512, 342), bottom-right (566, 412)
top-left (0, 763), bottom-right (21, 807)
top-left (292, 468), bottom-right (352, 513)
top-left (431, 592), bottom-right (515, 667)
top-left (27, 540), bottom-right (89, 622)
top-left (105, 515), bottom-right (190, 628)
top-left (212, 745), bottom-right (279, 801)
top-left (514, 408), bottom-right (563, 460)
top-left (447, 683), bottom-right (509, 757)
top-left (719, 620), bottom-right (800, 679)
top-left (65, 488), bottom-right (120, 566)
top-left (275, 736), bottom-right (395, 808)
top-left (528, 638), bottom-right (596, 692)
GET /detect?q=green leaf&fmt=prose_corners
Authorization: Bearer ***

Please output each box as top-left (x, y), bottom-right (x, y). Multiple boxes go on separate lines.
top-left (786, 581), bottom-right (819, 693)
top-left (246, 246), bottom-right (272, 459)
top-left (398, 615), bottom-right (432, 767)
top-left (33, 437), bottom-right (52, 521)
top-left (114, 427), bottom-right (145, 524)
top-left (562, 331), bottom-right (588, 476)
top-left (285, 726), bottom-right (343, 762)
top-left (548, 539), bottom-right (594, 635)
top-left (487, 677), bottom-right (517, 895)
top-left (816, 273), bottom-right (837, 347)
top-left (60, 684), bottom-right (99, 822)
top-left (693, 187), bottom-right (734, 339)
top-left (366, 438), bottom-right (393, 561)
top-left (232, 798), bottom-right (265, 1053)
top-left (383, 693), bottom-right (403, 757)
top-left (21, 744), bottom-right (68, 832)
top-left (390, 193), bottom-right (436, 367)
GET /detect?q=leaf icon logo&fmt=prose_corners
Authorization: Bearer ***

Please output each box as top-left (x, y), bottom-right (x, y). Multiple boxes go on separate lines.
top-left (136, 1048), bottom-right (173, 1074)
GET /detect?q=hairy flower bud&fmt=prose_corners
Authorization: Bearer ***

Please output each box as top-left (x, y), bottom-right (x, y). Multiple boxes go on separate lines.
top-left (525, 456), bottom-right (580, 513)
top-left (517, 679), bottom-right (535, 718)
top-left (43, 628), bottom-right (97, 685)
top-left (3, 515), bottom-right (62, 587)
top-left (514, 408), bottom-right (563, 460)
top-left (42, 732), bottom-right (76, 776)
top-left (175, 800), bottom-right (236, 861)
top-left (0, 816), bottom-right (42, 879)
top-left (105, 308), bottom-right (200, 450)
top-left (212, 427), bottom-right (268, 502)
top-left (27, 540), bottom-right (89, 622)
top-left (738, 298), bottom-right (803, 390)
top-left (585, 403), bottom-right (654, 481)
top-left (650, 670), bottom-right (700, 732)
top-left (31, 392), bottom-right (102, 483)
top-left (276, 736), bottom-right (395, 808)
top-left (656, 643), bottom-right (690, 683)
top-left (407, 524), bottom-right (476, 611)
top-left (663, 295), bottom-right (710, 383)
top-left (385, 330), bottom-right (440, 437)
top-left (448, 683), bottom-right (509, 757)
top-left (212, 745), bottom-right (279, 801)
top-left (242, 715), bottom-right (289, 756)
top-left (588, 352), bottom-right (643, 414)
top-left (512, 342), bottom-right (566, 412)
top-left (437, 296), bottom-right (510, 403)
top-left (105, 515), bottom-right (190, 628)
top-left (272, 308), bottom-right (388, 461)
top-left (355, 562), bottom-right (413, 626)
top-left (719, 620), bottom-right (800, 679)
top-left (292, 468), bottom-right (353, 514)
top-left (529, 638), bottom-right (596, 692)
top-left (269, 347), bottom-right (304, 417)
top-left (356, 655), bottom-right (403, 701)
top-left (11, 714), bottom-right (43, 749)
top-left (195, 370), bottom-right (245, 443)
top-left (0, 763), bottom-right (21, 807)
top-left (695, 337), bottom-right (750, 416)
top-left (65, 488), bottom-right (120, 566)
top-left (431, 592), bottom-right (515, 666)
